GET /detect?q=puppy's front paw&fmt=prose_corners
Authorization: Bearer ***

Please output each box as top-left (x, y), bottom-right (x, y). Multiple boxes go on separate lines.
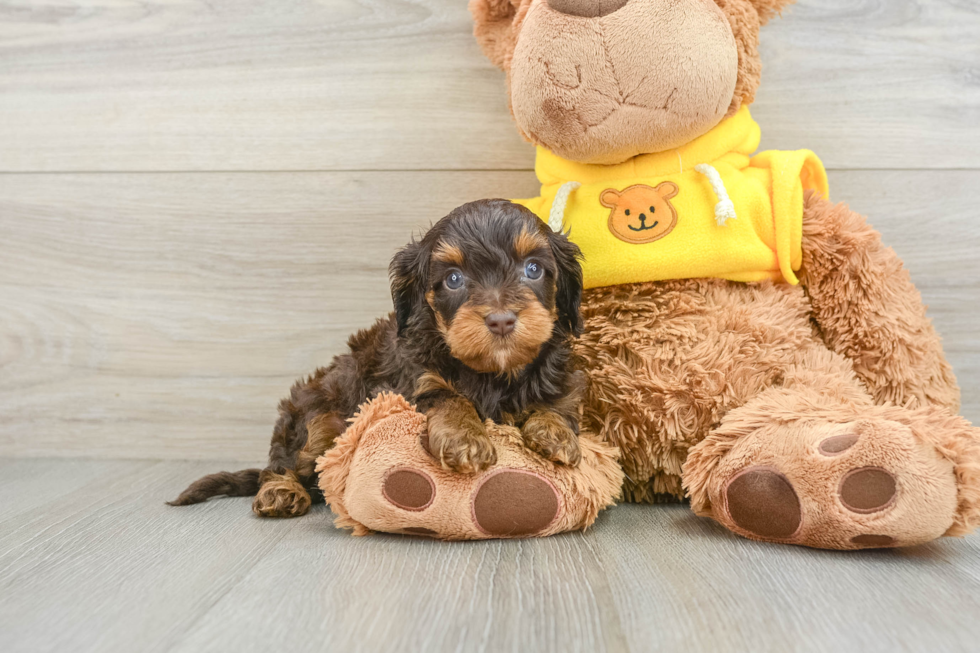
top-left (426, 420), bottom-right (496, 474)
top-left (523, 412), bottom-right (581, 466)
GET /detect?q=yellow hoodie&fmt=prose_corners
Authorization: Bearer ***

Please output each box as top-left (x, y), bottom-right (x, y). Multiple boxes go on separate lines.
top-left (514, 106), bottom-right (829, 289)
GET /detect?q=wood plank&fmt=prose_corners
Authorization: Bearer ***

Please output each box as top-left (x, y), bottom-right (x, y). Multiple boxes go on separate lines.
top-left (593, 504), bottom-right (980, 652)
top-left (0, 458), bottom-right (144, 524)
top-left (2, 459), bottom-right (980, 653)
top-left (0, 169), bottom-right (977, 460)
top-left (754, 0), bottom-right (980, 169)
top-left (0, 170), bottom-right (539, 459)
top-left (0, 0), bottom-right (977, 172)
top-left (169, 512), bottom-right (628, 653)
top-left (0, 459), bottom-right (295, 653)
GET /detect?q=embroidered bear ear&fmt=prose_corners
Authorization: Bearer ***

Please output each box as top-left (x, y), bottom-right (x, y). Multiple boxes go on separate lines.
top-left (655, 182), bottom-right (679, 201)
top-left (599, 189), bottom-right (621, 208)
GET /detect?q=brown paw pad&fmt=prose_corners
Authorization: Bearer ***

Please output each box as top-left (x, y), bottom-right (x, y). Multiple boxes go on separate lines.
top-left (401, 527), bottom-right (439, 537)
top-left (818, 433), bottom-right (859, 456)
top-left (839, 467), bottom-right (897, 514)
top-left (851, 534), bottom-right (895, 548)
top-left (383, 468), bottom-right (435, 511)
top-left (472, 470), bottom-right (560, 537)
top-left (725, 467), bottom-right (802, 539)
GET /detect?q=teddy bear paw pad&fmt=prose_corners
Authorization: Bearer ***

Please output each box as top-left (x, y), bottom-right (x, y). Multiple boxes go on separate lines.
top-left (818, 433), bottom-right (859, 456)
top-left (472, 469), bottom-right (560, 537)
top-left (724, 466), bottom-right (802, 539)
top-left (382, 468), bottom-right (435, 511)
top-left (850, 534), bottom-right (895, 547)
top-left (400, 527), bottom-right (439, 537)
top-left (838, 467), bottom-right (897, 514)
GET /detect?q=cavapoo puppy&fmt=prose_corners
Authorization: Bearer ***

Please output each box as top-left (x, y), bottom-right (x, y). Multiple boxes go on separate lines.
top-left (170, 199), bottom-right (585, 517)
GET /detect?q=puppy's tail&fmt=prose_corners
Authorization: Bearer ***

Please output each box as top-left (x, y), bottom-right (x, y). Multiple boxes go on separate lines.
top-left (167, 468), bottom-right (262, 506)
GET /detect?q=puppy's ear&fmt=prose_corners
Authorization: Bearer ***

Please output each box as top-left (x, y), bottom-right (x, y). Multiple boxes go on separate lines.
top-left (389, 238), bottom-right (431, 337)
top-left (547, 230), bottom-right (584, 336)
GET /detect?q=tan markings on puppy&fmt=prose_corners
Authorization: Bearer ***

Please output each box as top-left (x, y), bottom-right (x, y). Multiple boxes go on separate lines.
top-left (252, 469), bottom-right (312, 518)
top-left (425, 290), bottom-right (452, 335)
top-left (444, 287), bottom-right (555, 374)
top-left (296, 413), bottom-right (346, 478)
top-left (433, 241), bottom-right (465, 267)
top-left (426, 396), bottom-right (496, 473)
top-left (415, 371), bottom-right (456, 397)
top-left (523, 409), bottom-right (582, 466)
top-left (514, 224), bottom-right (548, 259)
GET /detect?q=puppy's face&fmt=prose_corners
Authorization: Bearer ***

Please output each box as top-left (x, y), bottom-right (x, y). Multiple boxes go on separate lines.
top-left (391, 200), bottom-right (583, 375)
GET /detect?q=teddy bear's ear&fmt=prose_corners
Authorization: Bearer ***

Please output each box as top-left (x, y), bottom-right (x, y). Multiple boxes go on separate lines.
top-left (469, 0), bottom-right (530, 71)
top-left (745, 0), bottom-right (795, 25)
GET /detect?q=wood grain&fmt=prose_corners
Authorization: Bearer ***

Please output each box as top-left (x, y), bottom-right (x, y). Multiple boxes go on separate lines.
top-left (169, 515), bottom-right (629, 653)
top-left (0, 460), bottom-right (300, 653)
top-left (593, 504), bottom-right (980, 652)
top-left (2, 460), bottom-right (980, 653)
top-left (0, 0), bottom-right (978, 172)
top-left (1, 169), bottom-right (977, 460)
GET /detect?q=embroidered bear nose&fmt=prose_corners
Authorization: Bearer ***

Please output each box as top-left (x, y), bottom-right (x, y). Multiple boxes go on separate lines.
top-left (485, 312), bottom-right (517, 336)
top-left (547, 0), bottom-right (629, 18)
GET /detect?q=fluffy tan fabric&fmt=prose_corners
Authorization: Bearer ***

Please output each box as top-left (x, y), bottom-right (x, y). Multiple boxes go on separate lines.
top-left (316, 393), bottom-right (624, 539)
top-left (798, 191), bottom-right (960, 411)
top-left (682, 347), bottom-right (977, 548)
top-left (469, 0), bottom-right (790, 162)
top-left (572, 193), bottom-right (980, 547)
top-left (507, 0), bottom-right (739, 164)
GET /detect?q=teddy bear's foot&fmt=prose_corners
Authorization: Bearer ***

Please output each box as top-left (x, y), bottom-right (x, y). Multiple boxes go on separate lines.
top-left (315, 393), bottom-right (624, 539)
top-left (686, 417), bottom-right (965, 549)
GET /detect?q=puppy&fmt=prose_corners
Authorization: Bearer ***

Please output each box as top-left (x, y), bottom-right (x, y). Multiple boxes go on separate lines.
top-left (170, 199), bottom-right (585, 517)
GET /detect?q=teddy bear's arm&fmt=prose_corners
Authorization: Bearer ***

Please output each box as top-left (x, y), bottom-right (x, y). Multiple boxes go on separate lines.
top-left (799, 191), bottom-right (960, 411)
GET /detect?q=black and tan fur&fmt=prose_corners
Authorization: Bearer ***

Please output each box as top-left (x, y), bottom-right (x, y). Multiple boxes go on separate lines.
top-left (169, 199), bottom-right (584, 517)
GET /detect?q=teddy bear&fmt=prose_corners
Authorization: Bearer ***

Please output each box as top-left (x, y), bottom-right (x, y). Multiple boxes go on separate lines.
top-left (318, 0), bottom-right (980, 549)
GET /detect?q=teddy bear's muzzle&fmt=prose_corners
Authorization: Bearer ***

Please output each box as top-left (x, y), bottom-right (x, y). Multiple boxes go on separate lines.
top-left (547, 0), bottom-right (629, 18)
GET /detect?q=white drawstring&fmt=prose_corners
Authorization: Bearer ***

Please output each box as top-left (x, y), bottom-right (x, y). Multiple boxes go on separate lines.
top-left (549, 181), bottom-right (581, 233)
top-left (695, 164), bottom-right (737, 226)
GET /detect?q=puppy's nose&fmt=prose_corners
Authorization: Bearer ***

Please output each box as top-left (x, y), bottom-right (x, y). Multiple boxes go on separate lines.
top-left (547, 0), bottom-right (628, 18)
top-left (485, 312), bottom-right (517, 337)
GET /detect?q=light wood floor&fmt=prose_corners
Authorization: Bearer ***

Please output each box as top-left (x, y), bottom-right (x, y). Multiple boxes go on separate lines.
top-left (2, 1), bottom-right (980, 651)
top-left (1, 458), bottom-right (980, 653)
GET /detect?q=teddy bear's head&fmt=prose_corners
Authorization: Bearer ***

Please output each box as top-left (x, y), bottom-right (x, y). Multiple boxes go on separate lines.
top-left (470, 0), bottom-right (793, 165)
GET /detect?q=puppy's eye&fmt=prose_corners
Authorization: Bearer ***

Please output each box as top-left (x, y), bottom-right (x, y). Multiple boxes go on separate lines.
top-left (524, 260), bottom-right (543, 280)
top-left (625, 209), bottom-right (631, 216)
top-left (649, 206), bottom-right (656, 213)
top-left (445, 270), bottom-right (465, 290)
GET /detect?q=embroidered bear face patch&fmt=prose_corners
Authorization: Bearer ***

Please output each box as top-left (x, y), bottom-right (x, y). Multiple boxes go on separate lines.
top-left (600, 182), bottom-right (679, 244)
